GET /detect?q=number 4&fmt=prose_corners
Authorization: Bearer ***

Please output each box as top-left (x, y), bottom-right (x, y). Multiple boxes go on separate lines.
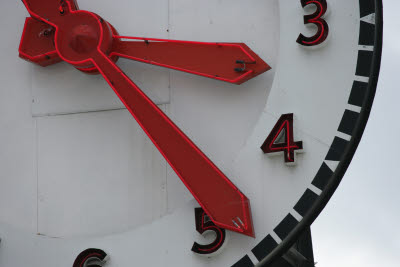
top-left (261, 114), bottom-right (303, 165)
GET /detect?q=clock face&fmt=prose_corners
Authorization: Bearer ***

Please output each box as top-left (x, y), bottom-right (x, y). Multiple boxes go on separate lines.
top-left (0, 0), bottom-right (382, 266)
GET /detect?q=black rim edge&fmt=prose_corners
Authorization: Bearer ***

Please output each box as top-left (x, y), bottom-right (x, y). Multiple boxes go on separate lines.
top-left (255, 0), bottom-right (383, 266)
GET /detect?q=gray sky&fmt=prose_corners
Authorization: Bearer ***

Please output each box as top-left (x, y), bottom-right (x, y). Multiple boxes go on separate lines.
top-left (312, 0), bottom-right (400, 266)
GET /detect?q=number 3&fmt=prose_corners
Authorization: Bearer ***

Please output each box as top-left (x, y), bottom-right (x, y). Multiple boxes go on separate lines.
top-left (297, 0), bottom-right (329, 46)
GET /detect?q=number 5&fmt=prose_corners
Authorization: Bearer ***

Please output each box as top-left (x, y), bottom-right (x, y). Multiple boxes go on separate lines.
top-left (191, 208), bottom-right (226, 256)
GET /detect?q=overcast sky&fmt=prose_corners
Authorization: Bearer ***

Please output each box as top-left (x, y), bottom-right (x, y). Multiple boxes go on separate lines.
top-left (312, 0), bottom-right (400, 266)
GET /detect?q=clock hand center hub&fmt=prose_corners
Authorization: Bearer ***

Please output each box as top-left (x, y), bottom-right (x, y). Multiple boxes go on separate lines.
top-left (53, 11), bottom-right (114, 68)
top-left (69, 24), bottom-right (99, 54)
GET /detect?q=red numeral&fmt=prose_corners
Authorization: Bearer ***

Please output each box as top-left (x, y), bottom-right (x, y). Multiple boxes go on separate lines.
top-left (192, 208), bottom-right (226, 256)
top-left (297, 0), bottom-right (329, 46)
top-left (261, 114), bottom-right (303, 164)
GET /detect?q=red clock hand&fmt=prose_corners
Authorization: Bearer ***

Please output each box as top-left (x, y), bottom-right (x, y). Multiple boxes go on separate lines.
top-left (20, 2), bottom-right (270, 84)
top-left (91, 50), bottom-right (254, 237)
top-left (78, 37), bottom-right (271, 84)
top-left (21, 0), bottom-right (255, 236)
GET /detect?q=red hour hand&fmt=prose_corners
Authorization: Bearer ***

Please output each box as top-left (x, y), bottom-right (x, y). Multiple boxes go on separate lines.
top-left (108, 37), bottom-right (271, 84)
top-left (21, 2), bottom-right (270, 85)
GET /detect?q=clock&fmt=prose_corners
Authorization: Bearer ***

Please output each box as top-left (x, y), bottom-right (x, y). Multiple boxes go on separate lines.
top-left (0, 0), bottom-right (382, 266)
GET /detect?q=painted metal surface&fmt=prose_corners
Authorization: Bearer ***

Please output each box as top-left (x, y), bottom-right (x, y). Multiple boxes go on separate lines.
top-left (0, 0), bottom-right (381, 266)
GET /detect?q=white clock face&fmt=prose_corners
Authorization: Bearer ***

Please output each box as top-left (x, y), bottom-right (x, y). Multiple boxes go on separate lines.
top-left (0, 0), bottom-right (382, 266)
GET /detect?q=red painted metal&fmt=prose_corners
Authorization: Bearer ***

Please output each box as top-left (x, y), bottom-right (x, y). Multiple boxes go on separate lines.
top-left (77, 37), bottom-right (270, 83)
top-left (109, 37), bottom-right (270, 84)
top-left (19, 0), bottom-right (258, 237)
top-left (19, 18), bottom-right (61, 66)
top-left (20, 0), bottom-right (270, 83)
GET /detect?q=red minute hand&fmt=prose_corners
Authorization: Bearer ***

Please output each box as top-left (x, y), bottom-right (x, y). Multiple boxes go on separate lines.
top-left (91, 50), bottom-right (254, 236)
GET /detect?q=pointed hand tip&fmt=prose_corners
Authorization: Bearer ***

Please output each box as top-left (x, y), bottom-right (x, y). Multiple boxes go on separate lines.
top-left (243, 222), bottom-right (255, 238)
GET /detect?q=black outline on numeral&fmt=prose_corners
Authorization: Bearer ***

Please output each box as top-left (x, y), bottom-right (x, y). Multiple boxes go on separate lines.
top-left (192, 207), bottom-right (226, 255)
top-left (73, 248), bottom-right (108, 267)
top-left (261, 114), bottom-right (303, 164)
top-left (297, 0), bottom-right (329, 46)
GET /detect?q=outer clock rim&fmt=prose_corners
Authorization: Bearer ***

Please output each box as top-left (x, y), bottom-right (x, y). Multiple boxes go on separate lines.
top-left (247, 0), bottom-right (383, 266)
